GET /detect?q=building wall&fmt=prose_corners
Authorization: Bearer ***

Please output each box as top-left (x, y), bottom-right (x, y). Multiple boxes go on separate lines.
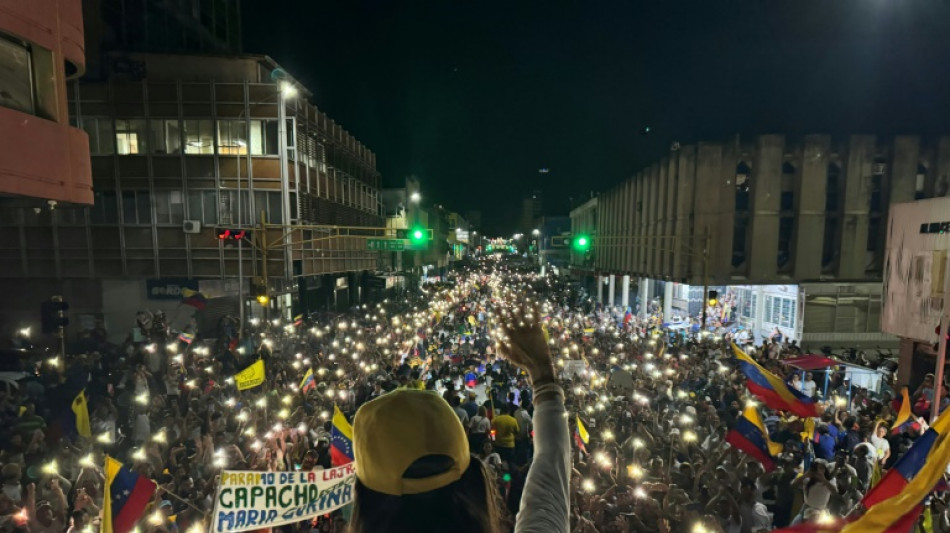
top-left (595, 134), bottom-right (950, 286)
top-left (0, 54), bottom-right (383, 330)
top-left (569, 197), bottom-right (597, 271)
top-left (0, 0), bottom-right (92, 204)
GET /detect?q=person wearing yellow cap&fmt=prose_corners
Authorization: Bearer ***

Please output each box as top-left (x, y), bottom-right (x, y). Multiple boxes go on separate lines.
top-left (350, 305), bottom-right (569, 533)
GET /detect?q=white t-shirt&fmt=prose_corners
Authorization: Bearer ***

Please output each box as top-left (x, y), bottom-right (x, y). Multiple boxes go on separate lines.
top-left (471, 415), bottom-right (490, 435)
top-left (803, 380), bottom-right (817, 398)
top-left (870, 435), bottom-right (890, 460)
top-left (803, 478), bottom-right (837, 510)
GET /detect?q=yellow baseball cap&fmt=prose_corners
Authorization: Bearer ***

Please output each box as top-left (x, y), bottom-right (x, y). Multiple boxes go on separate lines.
top-left (353, 389), bottom-right (471, 496)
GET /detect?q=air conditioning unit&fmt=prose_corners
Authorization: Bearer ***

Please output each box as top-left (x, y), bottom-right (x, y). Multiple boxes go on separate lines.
top-left (182, 220), bottom-right (201, 234)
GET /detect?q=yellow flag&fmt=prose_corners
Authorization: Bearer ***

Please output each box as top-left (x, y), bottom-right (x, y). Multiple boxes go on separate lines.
top-left (576, 415), bottom-right (589, 445)
top-left (71, 389), bottom-right (92, 438)
top-left (890, 387), bottom-right (912, 432)
top-left (234, 359), bottom-right (265, 390)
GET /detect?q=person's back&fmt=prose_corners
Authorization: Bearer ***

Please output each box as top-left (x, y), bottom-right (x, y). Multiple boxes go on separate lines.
top-left (349, 306), bottom-right (569, 533)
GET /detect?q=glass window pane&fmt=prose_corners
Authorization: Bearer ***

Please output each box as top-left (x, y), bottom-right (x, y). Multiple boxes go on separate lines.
top-left (187, 191), bottom-right (202, 221)
top-left (184, 119), bottom-right (214, 154)
top-left (0, 36), bottom-right (33, 114)
top-left (203, 191), bottom-right (218, 225)
top-left (102, 191), bottom-right (118, 223)
top-left (269, 193), bottom-right (283, 224)
top-left (136, 191), bottom-right (152, 224)
top-left (116, 119), bottom-right (147, 154)
top-left (97, 119), bottom-right (115, 154)
top-left (264, 120), bottom-right (278, 155)
top-left (121, 191), bottom-right (136, 223)
top-left (155, 192), bottom-right (170, 224)
top-left (151, 119), bottom-right (181, 154)
top-left (217, 120), bottom-right (247, 155)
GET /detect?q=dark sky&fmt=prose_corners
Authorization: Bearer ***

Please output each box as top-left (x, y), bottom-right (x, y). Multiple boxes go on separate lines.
top-left (242, 0), bottom-right (950, 234)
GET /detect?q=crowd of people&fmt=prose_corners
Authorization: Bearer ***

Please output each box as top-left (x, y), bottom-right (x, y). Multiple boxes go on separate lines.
top-left (0, 253), bottom-right (944, 532)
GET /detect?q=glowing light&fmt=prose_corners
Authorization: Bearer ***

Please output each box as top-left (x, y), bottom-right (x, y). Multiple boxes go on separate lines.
top-left (582, 479), bottom-right (596, 492)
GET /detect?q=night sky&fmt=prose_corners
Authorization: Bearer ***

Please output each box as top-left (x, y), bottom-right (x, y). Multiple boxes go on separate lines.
top-left (242, 1), bottom-right (950, 234)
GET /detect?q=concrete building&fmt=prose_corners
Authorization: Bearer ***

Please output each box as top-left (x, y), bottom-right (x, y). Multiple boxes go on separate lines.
top-left (0, 52), bottom-right (381, 340)
top-left (593, 134), bottom-right (950, 349)
top-left (0, 0), bottom-right (92, 205)
top-left (569, 196), bottom-right (598, 274)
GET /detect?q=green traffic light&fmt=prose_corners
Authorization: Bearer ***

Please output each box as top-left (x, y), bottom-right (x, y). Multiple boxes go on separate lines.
top-left (409, 226), bottom-right (427, 244)
top-left (573, 234), bottom-right (591, 252)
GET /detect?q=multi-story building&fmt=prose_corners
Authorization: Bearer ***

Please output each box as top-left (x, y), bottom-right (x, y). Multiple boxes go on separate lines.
top-left (521, 190), bottom-right (542, 233)
top-left (0, 0), bottom-right (91, 205)
top-left (0, 52), bottom-right (381, 340)
top-left (569, 197), bottom-right (598, 279)
top-left (593, 134), bottom-right (950, 349)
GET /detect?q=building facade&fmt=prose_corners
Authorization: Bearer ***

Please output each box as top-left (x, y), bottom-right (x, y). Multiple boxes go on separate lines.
top-left (0, 0), bottom-right (92, 205)
top-left (569, 197), bottom-right (598, 276)
top-left (593, 134), bottom-right (950, 348)
top-left (0, 52), bottom-right (381, 340)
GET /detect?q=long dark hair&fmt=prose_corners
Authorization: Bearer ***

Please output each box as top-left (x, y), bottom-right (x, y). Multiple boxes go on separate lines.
top-left (349, 455), bottom-right (505, 533)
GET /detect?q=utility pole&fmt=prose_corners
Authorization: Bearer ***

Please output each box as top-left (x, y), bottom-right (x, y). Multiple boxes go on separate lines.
top-left (701, 228), bottom-right (710, 331)
top-left (932, 274), bottom-right (950, 422)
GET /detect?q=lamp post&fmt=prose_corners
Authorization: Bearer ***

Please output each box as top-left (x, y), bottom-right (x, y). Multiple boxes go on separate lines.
top-left (233, 83), bottom-right (296, 329)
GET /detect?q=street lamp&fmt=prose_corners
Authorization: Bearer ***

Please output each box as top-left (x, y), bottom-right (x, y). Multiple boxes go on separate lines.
top-left (409, 192), bottom-right (421, 203)
top-left (532, 229), bottom-right (540, 236)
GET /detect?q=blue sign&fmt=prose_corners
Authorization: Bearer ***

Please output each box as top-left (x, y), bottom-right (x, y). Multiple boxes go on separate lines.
top-left (146, 278), bottom-right (199, 300)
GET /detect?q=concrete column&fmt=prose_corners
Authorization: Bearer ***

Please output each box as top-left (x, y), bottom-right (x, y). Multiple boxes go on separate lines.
top-left (621, 275), bottom-right (630, 308)
top-left (596, 276), bottom-right (605, 304)
top-left (663, 281), bottom-right (673, 320)
top-left (673, 146), bottom-right (696, 281)
top-left (839, 135), bottom-right (876, 279)
top-left (793, 135), bottom-right (830, 280)
top-left (639, 278), bottom-right (650, 318)
top-left (608, 275), bottom-right (616, 308)
top-left (897, 337), bottom-right (915, 389)
top-left (748, 135), bottom-right (783, 280)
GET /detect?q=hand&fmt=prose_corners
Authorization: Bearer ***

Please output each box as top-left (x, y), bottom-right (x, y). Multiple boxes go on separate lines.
top-left (497, 303), bottom-right (554, 383)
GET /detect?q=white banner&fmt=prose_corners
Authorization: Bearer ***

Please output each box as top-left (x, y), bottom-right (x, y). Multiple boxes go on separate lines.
top-left (211, 464), bottom-right (356, 533)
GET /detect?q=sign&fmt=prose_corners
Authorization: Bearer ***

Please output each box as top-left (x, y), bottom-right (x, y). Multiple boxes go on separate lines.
top-left (212, 464), bottom-right (356, 533)
top-left (146, 278), bottom-right (199, 300)
top-left (883, 198), bottom-right (950, 341)
top-left (234, 359), bottom-right (265, 390)
top-left (367, 239), bottom-right (406, 251)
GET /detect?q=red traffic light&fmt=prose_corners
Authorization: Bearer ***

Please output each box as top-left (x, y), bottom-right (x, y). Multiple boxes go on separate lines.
top-left (216, 229), bottom-right (248, 240)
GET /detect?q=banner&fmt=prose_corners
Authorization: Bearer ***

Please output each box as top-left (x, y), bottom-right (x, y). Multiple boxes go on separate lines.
top-left (212, 464), bottom-right (356, 533)
top-left (235, 359), bottom-right (265, 391)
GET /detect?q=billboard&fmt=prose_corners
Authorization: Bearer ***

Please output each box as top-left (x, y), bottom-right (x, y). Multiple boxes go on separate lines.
top-left (882, 198), bottom-right (950, 342)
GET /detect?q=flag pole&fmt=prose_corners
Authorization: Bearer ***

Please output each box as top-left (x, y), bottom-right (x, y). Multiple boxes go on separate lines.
top-left (931, 277), bottom-right (950, 423)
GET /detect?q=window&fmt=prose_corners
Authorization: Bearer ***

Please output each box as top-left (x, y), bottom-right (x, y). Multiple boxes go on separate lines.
top-left (735, 162), bottom-right (751, 211)
top-left (253, 191), bottom-right (284, 224)
top-left (764, 295), bottom-right (796, 329)
top-left (90, 191), bottom-right (118, 224)
top-left (217, 120), bottom-right (247, 155)
top-left (822, 218), bottom-right (838, 268)
top-left (183, 119), bottom-right (214, 154)
top-left (0, 34), bottom-right (33, 115)
top-left (732, 215), bottom-right (748, 268)
top-left (155, 191), bottom-right (185, 224)
top-left (869, 174), bottom-right (883, 213)
top-left (778, 216), bottom-right (794, 269)
top-left (916, 164), bottom-right (927, 200)
top-left (186, 190), bottom-right (219, 225)
top-left (81, 118), bottom-right (115, 155)
top-left (249, 120), bottom-right (278, 155)
top-left (121, 191), bottom-right (152, 224)
top-left (150, 119), bottom-right (181, 154)
top-left (116, 119), bottom-right (148, 154)
top-left (738, 288), bottom-right (757, 320)
top-left (826, 164), bottom-right (840, 211)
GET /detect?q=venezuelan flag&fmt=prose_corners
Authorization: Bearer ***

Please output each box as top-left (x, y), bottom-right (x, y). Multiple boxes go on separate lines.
top-left (331, 405), bottom-right (354, 466)
top-left (776, 407), bottom-right (950, 532)
top-left (180, 287), bottom-right (207, 310)
top-left (890, 387), bottom-right (913, 434)
top-left (726, 405), bottom-right (783, 471)
top-left (102, 456), bottom-right (156, 533)
top-left (574, 415), bottom-right (589, 452)
top-left (299, 368), bottom-right (316, 394)
top-left (732, 344), bottom-right (819, 418)
top-left (177, 331), bottom-right (195, 344)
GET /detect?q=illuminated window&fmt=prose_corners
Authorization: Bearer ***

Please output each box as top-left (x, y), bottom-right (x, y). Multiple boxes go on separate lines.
top-left (115, 119), bottom-right (147, 154)
top-left (183, 119), bottom-right (214, 154)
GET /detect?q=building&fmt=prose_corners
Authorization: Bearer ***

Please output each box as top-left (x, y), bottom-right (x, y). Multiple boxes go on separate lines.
top-left (82, 0), bottom-right (241, 76)
top-left (881, 197), bottom-right (950, 389)
top-left (569, 196), bottom-right (598, 278)
top-left (593, 134), bottom-right (950, 349)
top-left (535, 216), bottom-right (572, 270)
top-left (0, 52), bottom-right (381, 340)
top-left (0, 0), bottom-right (92, 205)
